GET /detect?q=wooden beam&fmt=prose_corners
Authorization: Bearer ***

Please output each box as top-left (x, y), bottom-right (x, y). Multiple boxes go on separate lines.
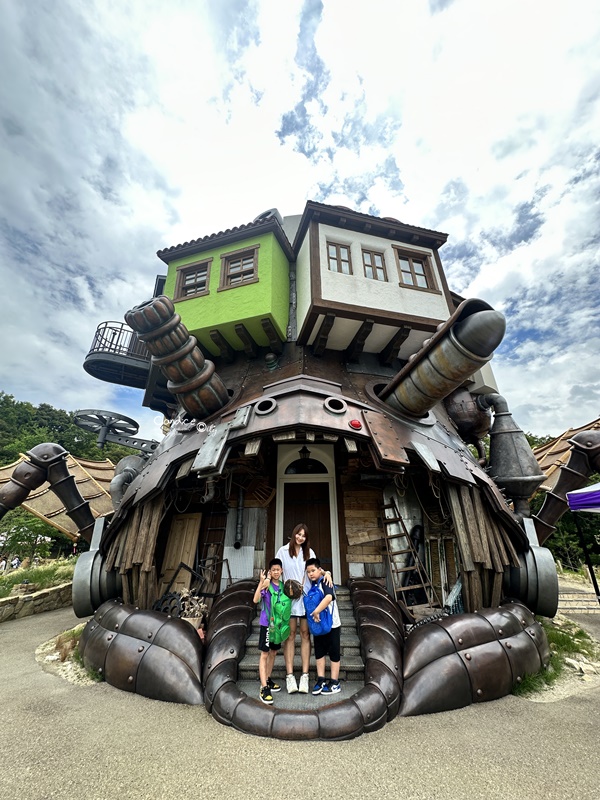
top-left (380, 325), bottom-right (411, 365)
top-left (345, 318), bottom-right (374, 362)
top-left (209, 329), bottom-right (235, 362)
top-left (260, 318), bottom-right (283, 354)
top-left (312, 313), bottom-right (335, 356)
top-left (234, 323), bottom-right (258, 358)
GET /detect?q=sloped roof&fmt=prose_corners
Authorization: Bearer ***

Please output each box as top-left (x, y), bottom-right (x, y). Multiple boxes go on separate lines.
top-left (533, 417), bottom-right (600, 491)
top-left (0, 455), bottom-right (115, 541)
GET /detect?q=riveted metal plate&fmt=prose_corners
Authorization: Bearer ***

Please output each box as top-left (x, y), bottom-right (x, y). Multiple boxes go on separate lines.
top-left (434, 613), bottom-right (496, 650)
top-left (360, 625), bottom-right (403, 679)
top-left (403, 623), bottom-right (456, 679)
top-left (104, 632), bottom-right (146, 692)
top-left (202, 626), bottom-right (248, 685)
top-left (204, 659), bottom-right (238, 714)
top-left (355, 608), bottom-right (404, 645)
top-left (457, 640), bottom-right (512, 702)
top-left (363, 658), bottom-right (402, 719)
top-left (475, 606), bottom-right (523, 639)
top-left (501, 629), bottom-right (543, 682)
top-left (400, 652), bottom-right (471, 716)
top-left (361, 410), bottom-right (410, 468)
top-left (136, 645), bottom-right (203, 704)
top-left (351, 685), bottom-right (389, 733)
top-left (317, 700), bottom-right (364, 741)
top-left (119, 609), bottom-right (169, 641)
top-left (153, 618), bottom-right (204, 681)
top-left (231, 696), bottom-right (276, 737)
top-left (211, 681), bottom-right (246, 726)
top-left (272, 709), bottom-right (320, 741)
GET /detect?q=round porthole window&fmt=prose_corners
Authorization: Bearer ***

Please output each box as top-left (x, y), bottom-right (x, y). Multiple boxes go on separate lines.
top-left (254, 398), bottom-right (278, 416)
top-left (324, 397), bottom-right (347, 415)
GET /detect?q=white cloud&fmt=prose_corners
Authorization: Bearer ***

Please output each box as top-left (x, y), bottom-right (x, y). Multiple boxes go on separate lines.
top-left (0, 0), bottom-right (599, 453)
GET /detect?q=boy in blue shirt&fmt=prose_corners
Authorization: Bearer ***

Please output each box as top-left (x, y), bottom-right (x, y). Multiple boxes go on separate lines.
top-left (253, 558), bottom-right (289, 704)
top-left (305, 557), bottom-right (342, 695)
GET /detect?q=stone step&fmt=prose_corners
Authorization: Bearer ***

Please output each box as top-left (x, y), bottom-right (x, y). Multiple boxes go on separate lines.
top-left (238, 679), bottom-right (364, 708)
top-left (245, 631), bottom-right (361, 657)
top-left (238, 651), bottom-right (365, 683)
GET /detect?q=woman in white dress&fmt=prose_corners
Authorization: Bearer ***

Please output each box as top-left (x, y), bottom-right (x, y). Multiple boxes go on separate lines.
top-left (275, 523), bottom-right (332, 694)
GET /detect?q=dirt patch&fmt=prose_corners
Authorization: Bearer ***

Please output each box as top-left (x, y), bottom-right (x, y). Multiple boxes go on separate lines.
top-left (35, 630), bottom-right (97, 687)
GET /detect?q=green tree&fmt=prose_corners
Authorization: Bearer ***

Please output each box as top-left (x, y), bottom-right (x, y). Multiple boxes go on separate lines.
top-left (0, 507), bottom-right (71, 562)
top-left (0, 392), bottom-right (133, 464)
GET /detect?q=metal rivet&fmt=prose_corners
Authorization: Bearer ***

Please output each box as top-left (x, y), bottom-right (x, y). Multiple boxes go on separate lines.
top-left (458, 638), bottom-right (463, 645)
top-left (230, 648), bottom-right (235, 654)
top-left (138, 646), bottom-right (144, 653)
top-left (465, 653), bottom-right (471, 661)
top-left (517, 676), bottom-right (522, 683)
top-left (128, 676), bottom-right (133, 683)
top-left (498, 629), bottom-right (503, 636)
top-left (148, 632), bottom-right (153, 638)
top-left (107, 635), bottom-right (113, 641)
top-left (506, 642), bottom-right (512, 649)
top-left (98, 668), bottom-right (103, 674)
top-left (476, 689), bottom-right (483, 696)
top-left (114, 624), bottom-right (119, 630)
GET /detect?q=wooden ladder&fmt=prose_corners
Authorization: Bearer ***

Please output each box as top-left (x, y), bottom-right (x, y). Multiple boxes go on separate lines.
top-left (381, 500), bottom-right (441, 610)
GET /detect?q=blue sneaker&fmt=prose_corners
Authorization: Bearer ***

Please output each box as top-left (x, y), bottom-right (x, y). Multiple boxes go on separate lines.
top-left (312, 677), bottom-right (325, 695)
top-left (321, 680), bottom-right (341, 694)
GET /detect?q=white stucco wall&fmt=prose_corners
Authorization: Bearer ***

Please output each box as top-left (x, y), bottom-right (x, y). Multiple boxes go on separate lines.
top-left (318, 224), bottom-right (451, 320)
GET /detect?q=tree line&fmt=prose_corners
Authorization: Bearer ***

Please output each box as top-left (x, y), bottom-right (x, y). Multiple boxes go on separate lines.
top-left (0, 392), bottom-right (133, 562)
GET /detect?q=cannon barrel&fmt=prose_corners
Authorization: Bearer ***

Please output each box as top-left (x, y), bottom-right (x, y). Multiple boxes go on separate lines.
top-left (379, 298), bottom-right (506, 418)
top-left (125, 296), bottom-right (229, 420)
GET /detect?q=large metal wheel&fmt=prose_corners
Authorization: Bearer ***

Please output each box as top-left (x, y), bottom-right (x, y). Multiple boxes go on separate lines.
top-left (74, 410), bottom-right (139, 447)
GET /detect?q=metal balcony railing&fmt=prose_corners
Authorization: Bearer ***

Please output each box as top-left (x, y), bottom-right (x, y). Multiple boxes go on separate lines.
top-left (87, 321), bottom-right (151, 362)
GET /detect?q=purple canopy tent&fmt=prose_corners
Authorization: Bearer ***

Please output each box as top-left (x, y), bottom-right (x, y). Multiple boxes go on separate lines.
top-left (566, 483), bottom-right (600, 604)
top-left (566, 482), bottom-right (600, 513)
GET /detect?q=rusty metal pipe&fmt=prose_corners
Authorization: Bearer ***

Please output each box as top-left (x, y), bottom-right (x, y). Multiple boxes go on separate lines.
top-left (125, 296), bottom-right (229, 420)
top-left (380, 299), bottom-right (505, 418)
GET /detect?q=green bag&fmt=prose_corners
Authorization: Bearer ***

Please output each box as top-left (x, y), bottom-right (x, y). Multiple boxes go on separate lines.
top-left (267, 582), bottom-right (292, 644)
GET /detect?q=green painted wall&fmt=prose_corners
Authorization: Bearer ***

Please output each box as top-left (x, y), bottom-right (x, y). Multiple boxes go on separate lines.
top-left (163, 232), bottom-right (290, 356)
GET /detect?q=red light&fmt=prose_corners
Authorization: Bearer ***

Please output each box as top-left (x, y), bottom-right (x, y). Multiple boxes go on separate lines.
top-left (349, 419), bottom-right (362, 430)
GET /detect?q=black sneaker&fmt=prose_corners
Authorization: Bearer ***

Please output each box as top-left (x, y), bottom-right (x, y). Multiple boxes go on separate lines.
top-left (312, 677), bottom-right (325, 695)
top-left (321, 679), bottom-right (341, 694)
top-left (260, 686), bottom-right (274, 704)
top-left (267, 677), bottom-right (281, 693)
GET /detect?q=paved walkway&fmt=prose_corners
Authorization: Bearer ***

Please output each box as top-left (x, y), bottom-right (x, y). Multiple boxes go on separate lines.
top-left (1, 607), bottom-right (599, 800)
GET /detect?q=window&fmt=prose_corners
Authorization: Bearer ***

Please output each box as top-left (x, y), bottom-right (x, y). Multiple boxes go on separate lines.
top-left (362, 248), bottom-right (387, 281)
top-left (393, 247), bottom-right (437, 290)
top-left (327, 242), bottom-right (352, 274)
top-left (219, 246), bottom-right (259, 290)
top-left (174, 259), bottom-right (212, 300)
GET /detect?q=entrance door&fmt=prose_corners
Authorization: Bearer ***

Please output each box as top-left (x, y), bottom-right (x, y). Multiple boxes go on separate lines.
top-left (283, 483), bottom-right (332, 571)
top-left (276, 444), bottom-right (340, 580)
top-left (158, 513), bottom-right (201, 597)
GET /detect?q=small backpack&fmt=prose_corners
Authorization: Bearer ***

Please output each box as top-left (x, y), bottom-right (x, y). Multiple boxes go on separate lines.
top-left (304, 578), bottom-right (334, 636)
top-left (267, 582), bottom-right (292, 644)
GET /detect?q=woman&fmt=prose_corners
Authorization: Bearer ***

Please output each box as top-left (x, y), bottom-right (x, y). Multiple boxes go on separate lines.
top-left (275, 523), bottom-right (332, 694)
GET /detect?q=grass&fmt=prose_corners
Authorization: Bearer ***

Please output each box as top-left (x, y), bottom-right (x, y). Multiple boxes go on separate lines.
top-left (512, 616), bottom-right (599, 696)
top-left (0, 558), bottom-right (78, 599)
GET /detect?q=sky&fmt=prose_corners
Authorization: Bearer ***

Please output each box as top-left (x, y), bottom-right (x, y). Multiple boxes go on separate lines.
top-left (1, 0), bottom-right (599, 447)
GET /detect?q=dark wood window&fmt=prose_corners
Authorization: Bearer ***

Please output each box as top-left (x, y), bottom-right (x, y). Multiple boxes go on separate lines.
top-left (394, 248), bottom-right (437, 290)
top-left (174, 259), bottom-right (212, 300)
top-left (219, 246), bottom-right (259, 290)
top-left (362, 248), bottom-right (387, 281)
top-left (327, 242), bottom-right (352, 274)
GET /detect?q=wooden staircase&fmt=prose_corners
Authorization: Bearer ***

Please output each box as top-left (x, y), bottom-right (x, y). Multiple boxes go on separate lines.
top-left (381, 499), bottom-right (440, 612)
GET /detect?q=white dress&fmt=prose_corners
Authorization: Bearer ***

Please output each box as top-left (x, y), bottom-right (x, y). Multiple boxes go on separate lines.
top-left (275, 543), bottom-right (316, 616)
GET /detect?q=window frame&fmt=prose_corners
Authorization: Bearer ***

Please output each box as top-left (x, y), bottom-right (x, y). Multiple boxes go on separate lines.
top-left (393, 246), bottom-right (438, 291)
top-left (174, 258), bottom-right (213, 301)
top-left (218, 245), bottom-right (260, 291)
top-left (326, 241), bottom-right (353, 275)
top-left (361, 247), bottom-right (388, 282)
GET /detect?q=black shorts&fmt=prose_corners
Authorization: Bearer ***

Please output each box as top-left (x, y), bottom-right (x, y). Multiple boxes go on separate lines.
top-left (313, 626), bottom-right (341, 662)
top-left (258, 625), bottom-right (282, 653)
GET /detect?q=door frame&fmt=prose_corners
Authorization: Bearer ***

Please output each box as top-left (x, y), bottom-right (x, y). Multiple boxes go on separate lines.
top-left (275, 444), bottom-right (340, 580)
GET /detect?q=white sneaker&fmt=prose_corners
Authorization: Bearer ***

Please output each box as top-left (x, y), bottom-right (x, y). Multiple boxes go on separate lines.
top-left (286, 674), bottom-right (298, 694)
top-left (298, 673), bottom-right (309, 694)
